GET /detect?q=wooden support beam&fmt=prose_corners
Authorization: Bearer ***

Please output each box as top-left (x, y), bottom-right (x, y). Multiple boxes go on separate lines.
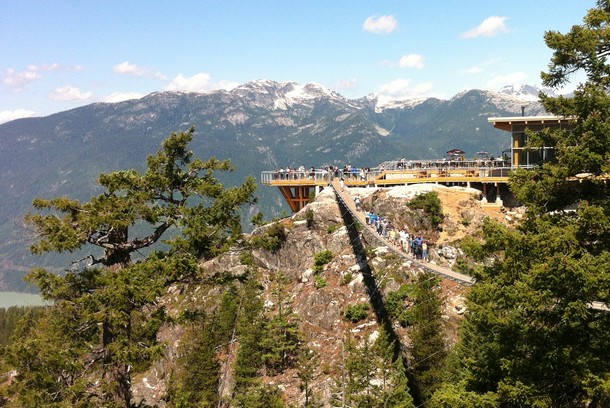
top-left (277, 186), bottom-right (313, 212)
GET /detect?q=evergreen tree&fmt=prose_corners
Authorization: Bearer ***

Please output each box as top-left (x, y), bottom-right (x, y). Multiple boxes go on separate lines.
top-left (172, 314), bottom-right (221, 408)
top-left (408, 274), bottom-right (447, 404)
top-left (374, 327), bottom-right (415, 408)
top-left (25, 126), bottom-right (256, 267)
top-left (343, 335), bottom-right (382, 407)
top-left (260, 271), bottom-right (302, 374)
top-left (435, 2), bottom-right (610, 406)
top-left (297, 347), bottom-right (319, 407)
top-left (10, 128), bottom-right (256, 407)
top-left (233, 276), bottom-right (267, 397)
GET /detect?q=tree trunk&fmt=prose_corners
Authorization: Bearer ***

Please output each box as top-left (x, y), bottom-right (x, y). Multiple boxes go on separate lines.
top-left (104, 226), bottom-right (130, 268)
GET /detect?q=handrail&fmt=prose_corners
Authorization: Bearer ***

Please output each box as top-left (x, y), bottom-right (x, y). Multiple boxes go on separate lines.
top-left (330, 178), bottom-right (475, 285)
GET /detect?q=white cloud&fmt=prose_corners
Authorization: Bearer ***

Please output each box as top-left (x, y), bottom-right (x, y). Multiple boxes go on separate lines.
top-left (461, 66), bottom-right (483, 74)
top-left (165, 73), bottom-right (212, 92)
top-left (217, 80), bottom-right (240, 91)
top-left (363, 15), bottom-right (398, 34)
top-left (0, 109), bottom-right (35, 124)
top-left (399, 54), bottom-right (424, 69)
top-left (27, 63), bottom-right (61, 72)
top-left (165, 72), bottom-right (243, 93)
top-left (461, 16), bottom-right (509, 39)
top-left (113, 61), bottom-right (166, 80)
top-left (334, 78), bottom-right (359, 91)
top-left (486, 72), bottom-right (528, 89)
top-left (2, 64), bottom-right (84, 92)
top-left (102, 92), bottom-right (144, 103)
top-left (2, 68), bottom-right (42, 91)
top-left (378, 78), bottom-right (434, 100)
top-left (49, 85), bottom-right (93, 101)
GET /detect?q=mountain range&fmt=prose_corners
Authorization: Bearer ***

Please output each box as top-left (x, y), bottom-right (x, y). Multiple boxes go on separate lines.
top-left (0, 80), bottom-right (545, 291)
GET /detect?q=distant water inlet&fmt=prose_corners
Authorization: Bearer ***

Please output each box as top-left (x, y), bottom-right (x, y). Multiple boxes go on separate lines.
top-left (0, 291), bottom-right (48, 308)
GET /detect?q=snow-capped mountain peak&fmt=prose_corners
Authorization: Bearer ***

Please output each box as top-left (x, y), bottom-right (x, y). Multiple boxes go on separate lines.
top-left (498, 84), bottom-right (559, 101)
top-left (231, 80), bottom-right (347, 110)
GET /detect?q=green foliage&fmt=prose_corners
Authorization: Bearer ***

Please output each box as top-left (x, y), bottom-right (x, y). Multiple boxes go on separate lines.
top-left (312, 250), bottom-right (333, 274)
top-left (9, 128), bottom-right (257, 407)
top-left (0, 305), bottom-right (44, 346)
top-left (25, 126), bottom-right (257, 267)
top-left (305, 208), bottom-right (315, 229)
top-left (408, 191), bottom-right (444, 228)
top-left (251, 211), bottom-right (265, 227)
top-left (232, 273), bottom-right (303, 404)
top-left (440, 5), bottom-right (610, 405)
top-left (409, 273), bottom-right (446, 405)
top-left (326, 223), bottom-right (340, 234)
top-left (342, 302), bottom-right (370, 323)
top-left (336, 333), bottom-right (415, 408)
top-left (385, 284), bottom-right (416, 327)
top-left (261, 311), bottom-right (302, 374)
top-left (314, 275), bottom-right (327, 289)
top-left (233, 384), bottom-right (285, 408)
top-left (9, 255), bottom-right (185, 406)
top-left (297, 348), bottom-right (320, 407)
top-left (343, 335), bottom-right (380, 406)
top-left (340, 272), bottom-right (353, 286)
top-left (239, 249), bottom-right (255, 266)
top-left (234, 278), bottom-right (267, 394)
top-left (171, 315), bottom-right (221, 408)
top-left (249, 222), bottom-right (286, 252)
top-left (430, 384), bottom-right (498, 407)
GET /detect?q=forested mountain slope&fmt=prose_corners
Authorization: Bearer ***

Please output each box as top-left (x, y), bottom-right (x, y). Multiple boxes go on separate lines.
top-left (0, 83), bottom-right (541, 291)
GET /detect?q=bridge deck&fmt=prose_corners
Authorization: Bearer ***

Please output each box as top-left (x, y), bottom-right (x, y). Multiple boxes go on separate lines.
top-left (330, 178), bottom-right (475, 285)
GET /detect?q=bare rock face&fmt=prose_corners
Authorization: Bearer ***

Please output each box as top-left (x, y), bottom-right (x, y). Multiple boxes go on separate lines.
top-left (439, 245), bottom-right (460, 260)
top-left (133, 185), bottom-right (482, 407)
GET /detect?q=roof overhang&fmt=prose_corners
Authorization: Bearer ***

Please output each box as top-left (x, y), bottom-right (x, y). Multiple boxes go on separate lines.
top-left (488, 115), bottom-right (574, 132)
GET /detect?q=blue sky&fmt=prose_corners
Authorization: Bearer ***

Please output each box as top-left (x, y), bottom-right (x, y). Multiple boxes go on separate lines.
top-left (0, 0), bottom-right (596, 124)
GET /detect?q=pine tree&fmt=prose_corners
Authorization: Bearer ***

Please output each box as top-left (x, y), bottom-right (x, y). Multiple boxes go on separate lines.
top-left (343, 335), bottom-right (382, 407)
top-left (233, 276), bottom-right (267, 397)
top-left (436, 2), bottom-right (610, 405)
top-left (172, 314), bottom-right (221, 408)
top-left (297, 347), bottom-right (319, 407)
top-left (408, 274), bottom-right (447, 404)
top-left (10, 128), bottom-right (256, 407)
top-left (374, 327), bottom-right (415, 408)
top-left (260, 271), bottom-right (302, 374)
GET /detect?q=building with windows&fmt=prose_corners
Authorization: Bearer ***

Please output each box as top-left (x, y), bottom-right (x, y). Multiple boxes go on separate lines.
top-left (488, 115), bottom-right (573, 168)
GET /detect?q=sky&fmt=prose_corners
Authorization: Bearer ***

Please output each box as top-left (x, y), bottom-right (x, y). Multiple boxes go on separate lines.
top-left (0, 0), bottom-right (597, 124)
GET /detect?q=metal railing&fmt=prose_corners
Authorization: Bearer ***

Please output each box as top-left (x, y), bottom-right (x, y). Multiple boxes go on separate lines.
top-left (261, 170), bottom-right (331, 184)
top-left (261, 163), bottom-right (534, 185)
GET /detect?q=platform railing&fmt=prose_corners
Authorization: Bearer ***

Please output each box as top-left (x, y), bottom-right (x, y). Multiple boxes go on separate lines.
top-left (261, 163), bottom-right (535, 185)
top-left (261, 170), bottom-right (331, 185)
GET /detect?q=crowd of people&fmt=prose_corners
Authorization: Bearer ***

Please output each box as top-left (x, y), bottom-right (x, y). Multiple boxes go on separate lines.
top-left (271, 153), bottom-right (509, 184)
top-left (272, 163), bottom-right (374, 182)
top-left (362, 206), bottom-right (430, 262)
top-left (273, 165), bottom-right (327, 180)
top-left (387, 155), bottom-right (510, 171)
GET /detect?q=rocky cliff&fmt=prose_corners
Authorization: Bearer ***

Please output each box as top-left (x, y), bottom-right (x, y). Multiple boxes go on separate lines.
top-left (130, 184), bottom-right (517, 406)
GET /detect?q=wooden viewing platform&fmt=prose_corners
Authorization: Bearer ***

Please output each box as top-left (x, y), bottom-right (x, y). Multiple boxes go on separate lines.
top-left (261, 161), bottom-right (515, 212)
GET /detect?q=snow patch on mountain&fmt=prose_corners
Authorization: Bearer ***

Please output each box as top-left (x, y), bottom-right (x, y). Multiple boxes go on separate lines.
top-left (232, 80), bottom-right (347, 111)
top-left (498, 84), bottom-right (561, 101)
top-left (375, 96), bottom-right (430, 111)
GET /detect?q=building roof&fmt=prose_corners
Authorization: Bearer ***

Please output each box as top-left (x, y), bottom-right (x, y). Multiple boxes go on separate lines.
top-left (488, 115), bottom-right (573, 132)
